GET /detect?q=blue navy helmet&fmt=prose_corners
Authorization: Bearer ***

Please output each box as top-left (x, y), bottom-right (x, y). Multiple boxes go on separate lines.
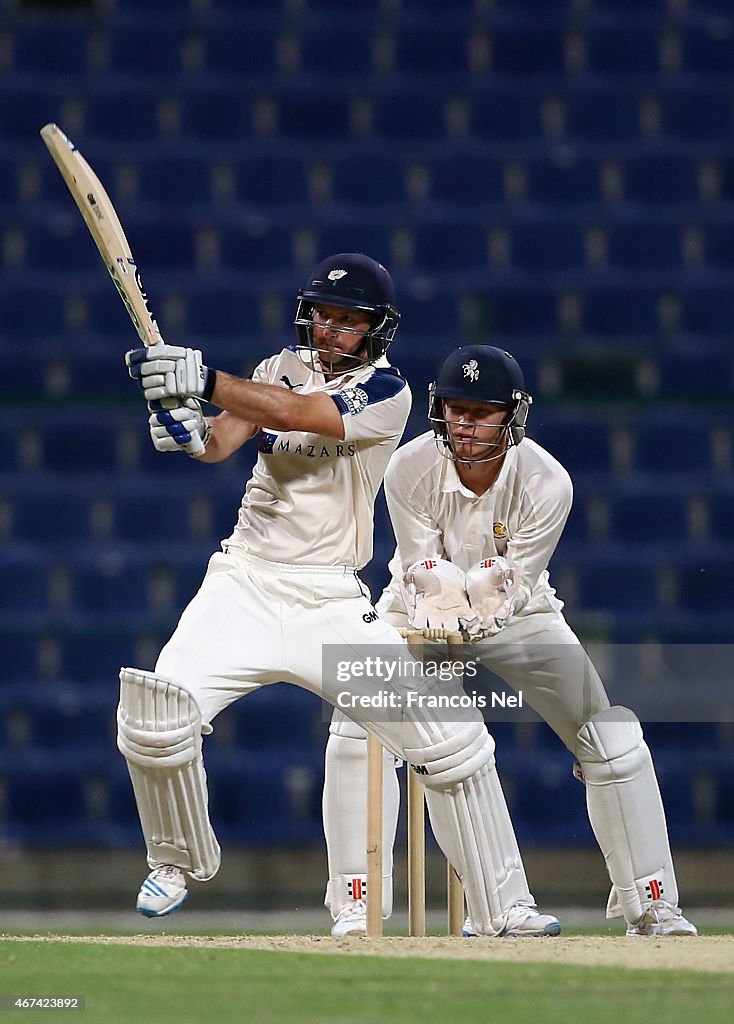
top-left (429, 345), bottom-right (533, 462)
top-left (294, 253), bottom-right (401, 373)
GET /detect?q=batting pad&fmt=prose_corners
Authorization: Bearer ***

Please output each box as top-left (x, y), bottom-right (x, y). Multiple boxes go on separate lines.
top-left (117, 667), bottom-right (221, 881)
top-left (422, 746), bottom-right (533, 935)
top-left (575, 705), bottom-right (678, 924)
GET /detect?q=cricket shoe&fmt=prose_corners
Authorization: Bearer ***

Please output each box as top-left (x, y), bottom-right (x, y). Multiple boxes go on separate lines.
top-left (137, 864), bottom-right (188, 918)
top-left (626, 901), bottom-right (698, 937)
top-left (463, 905), bottom-right (561, 938)
top-left (331, 899), bottom-right (368, 937)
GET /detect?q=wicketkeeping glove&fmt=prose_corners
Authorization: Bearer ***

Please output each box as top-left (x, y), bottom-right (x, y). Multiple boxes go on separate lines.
top-left (404, 559), bottom-right (483, 638)
top-left (127, 343), bottom-right (216, 403)
top-left (465, 557), bottom-right (520, 636)
top-left (148, 398), bottom-right (211, 457)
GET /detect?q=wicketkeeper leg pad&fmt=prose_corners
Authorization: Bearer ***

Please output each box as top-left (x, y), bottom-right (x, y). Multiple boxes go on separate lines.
top-left (323, 727), bottom-right (399, 919)
top-left (117, 667), bottom-right (221, 881)
top-left (575, 705), bottom-right (678, 924)
top-left (403, 720), bottom-right (534, 934)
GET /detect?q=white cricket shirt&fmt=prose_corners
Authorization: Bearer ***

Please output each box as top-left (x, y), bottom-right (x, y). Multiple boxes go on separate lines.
top-left (380, 430), bottom-right (572, 616)
top-left (224, 347), bottom-right (411, 568)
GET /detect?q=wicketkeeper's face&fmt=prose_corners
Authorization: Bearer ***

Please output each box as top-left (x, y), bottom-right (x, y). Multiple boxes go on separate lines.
top-left (442, 400), bottom-right (510, 461)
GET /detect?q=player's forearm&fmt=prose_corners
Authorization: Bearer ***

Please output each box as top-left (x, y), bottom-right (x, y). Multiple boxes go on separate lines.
top-left (192, 410), bottom-right (258, 463)
top-left (210, 371), bottom-right (345, 438)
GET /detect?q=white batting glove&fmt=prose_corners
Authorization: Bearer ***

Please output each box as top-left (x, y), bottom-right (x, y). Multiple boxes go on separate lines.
top-left (148, 398), bottom-right (211, 456)
top-left (127, 343), bottom-right (215, 403)
top-left (465, 557), bottom-right (520, 636)
top-left (404, 559), bottom-right (482, 637)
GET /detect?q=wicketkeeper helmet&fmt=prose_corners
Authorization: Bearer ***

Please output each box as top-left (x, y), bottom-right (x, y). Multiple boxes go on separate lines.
top-left (429, 345), bottom-right (533, 461)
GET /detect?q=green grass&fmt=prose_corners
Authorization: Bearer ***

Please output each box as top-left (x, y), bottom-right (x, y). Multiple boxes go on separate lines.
top-left (2, 941), bottom-right (734, 1024)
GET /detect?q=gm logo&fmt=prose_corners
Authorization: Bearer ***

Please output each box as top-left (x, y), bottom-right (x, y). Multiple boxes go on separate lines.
top-left (362, 610), bottom-right (378, 623)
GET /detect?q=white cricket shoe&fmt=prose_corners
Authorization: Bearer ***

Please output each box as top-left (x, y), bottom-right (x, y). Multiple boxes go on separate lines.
top-left (331, 899), bottom-right (368, 937)
top-left (626, 900), bottom-right (698, 937)
top-left (136, 864), bottom-right (188, 918)
top-left (463, 905), bottom-right (561, 938)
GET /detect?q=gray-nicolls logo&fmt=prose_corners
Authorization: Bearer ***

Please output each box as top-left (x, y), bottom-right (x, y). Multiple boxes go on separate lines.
top-left (462, 359), bottom-right (480, 382)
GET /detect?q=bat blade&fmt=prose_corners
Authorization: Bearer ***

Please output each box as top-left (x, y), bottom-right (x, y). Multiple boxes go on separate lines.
top-left (40, 124), bottom-right (204, 455)
top-left (40, 122), bottom-right (163, 349)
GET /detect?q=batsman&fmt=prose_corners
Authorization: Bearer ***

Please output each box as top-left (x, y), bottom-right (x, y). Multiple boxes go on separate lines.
top-left (118, 255), bottom-right (559, 937)
top-left (323, 345), bottom-right (698, 938)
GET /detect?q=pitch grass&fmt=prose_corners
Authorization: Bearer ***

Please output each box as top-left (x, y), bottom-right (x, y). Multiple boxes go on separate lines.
top-left (2, 941), bottom-right (734, 1024)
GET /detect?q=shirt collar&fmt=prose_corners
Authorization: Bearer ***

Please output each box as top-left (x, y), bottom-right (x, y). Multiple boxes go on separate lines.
top-left (440, 443), bottom-right (517, 498)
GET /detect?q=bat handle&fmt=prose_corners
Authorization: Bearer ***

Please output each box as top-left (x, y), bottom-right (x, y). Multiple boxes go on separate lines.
top-left (187, 433), bottom-right (206, 457)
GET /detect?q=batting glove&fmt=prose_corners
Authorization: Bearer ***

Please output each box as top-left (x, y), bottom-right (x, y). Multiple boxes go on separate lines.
top-left (148, 398), bottom-right (211, 457)
top-left (465, 557), bottom-right (520, 636)
top-left (127, 343), bottom-right (216, 403)
top-left (404, 559), bottom-right (483, 638)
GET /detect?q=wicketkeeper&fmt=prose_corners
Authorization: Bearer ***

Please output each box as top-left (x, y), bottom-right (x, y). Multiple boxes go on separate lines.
top-left (322, 344), bottom-right (697, 938)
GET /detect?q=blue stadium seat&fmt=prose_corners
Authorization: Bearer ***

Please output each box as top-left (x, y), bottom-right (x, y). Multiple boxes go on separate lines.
top-left (314, 224), bottom-right (393, 268)
top-left (11, 21), bottom-right (92, 74)
top-left (530, 419), bottom-right (613, 475)
top-left (634, 417), bottom-right (713, 474)
top-left (228, 685), bottom-right (327, 754)
top-left (179, 91), bottom-right (254, 141)
top-left (466, 88), bottom-right (544, 142)
top-left (660, 87), bottom-right (734, 141)
top-left (411, 222), bottom-right (488, 271)
top-left (525, 156), bottom-right (601, 206)
top-left (430, 155), bottom-right (505, 207)
top-left (0, 87), bottom-right (67, 141)
top-left (681, 24), bottom-right (734, 75)
top-left (622, 154), bottom-right (700, 205)
top-left (232, 155), bottom-right (311, 208)
top-left (292, 26), bottom-right (378, 78)
top-left (606, 221), bottom-right (682, 270)
top-left (466, 285), bottom-right (558, 337)
top-left (107, 25), bottom-right (189, 77)
top-left (510, 220), bottom-right (585, 271)
top-left (489, 26), bottom-right (566, 76)
top-left (606, 491), bottom-right (688, 545)
top-left (584, 26), bottom-right (662, 74)
top-left (371, 92), bottom-right (448, 141)
top-left (657, 351), bottom-right (734, 400)
top-left (563, 88), bottom-right (641, 142)
top-left (330, 154), bottom-right (408, 206)
top-left (709, 492), bottom-right (734, 543)
top-left (23, 222), bottom-right (117, 274)
top-left (70, 557), bottom-right (150, 617)
top-left (0, 288), bottom-right (66, 341)
top-left (703, 221), bottom-right (734, 269)
top-left (682, 287), bottom-right (734, 336)
top-left (202, 26), bottom-right (283, 77)
top-left (82, 90), bottom-right (162, 143)
top-left (275, 92), bottom-right (353, 142)
top-left (3, 767), bottom-right (88, 828)
top-left (122, 218), bottom-right (199, 272)
top-left (678, 556), bottom-right (734, 613)
top-left (62, 631), bottom-right (152, 683)
top-left (576, 556), bottom-right (658, 613)
top-left (0, 553), bottom-right (48, 614)
top-left (23, 690), bottom-right (116, 753)
top-left (393, 27), bottom-right (471, 77)
top-left (136, 157), bottom-right (213, 208)
top-left (581, 285), bottom-right (660, 335)
top-left (218, 222), bottom-right (295, 272)
top-left (4, 489), bottom-right (94, 544)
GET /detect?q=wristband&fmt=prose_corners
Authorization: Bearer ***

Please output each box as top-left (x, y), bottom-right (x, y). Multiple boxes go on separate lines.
top-left (202, 367), bottom-right (217, 402)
